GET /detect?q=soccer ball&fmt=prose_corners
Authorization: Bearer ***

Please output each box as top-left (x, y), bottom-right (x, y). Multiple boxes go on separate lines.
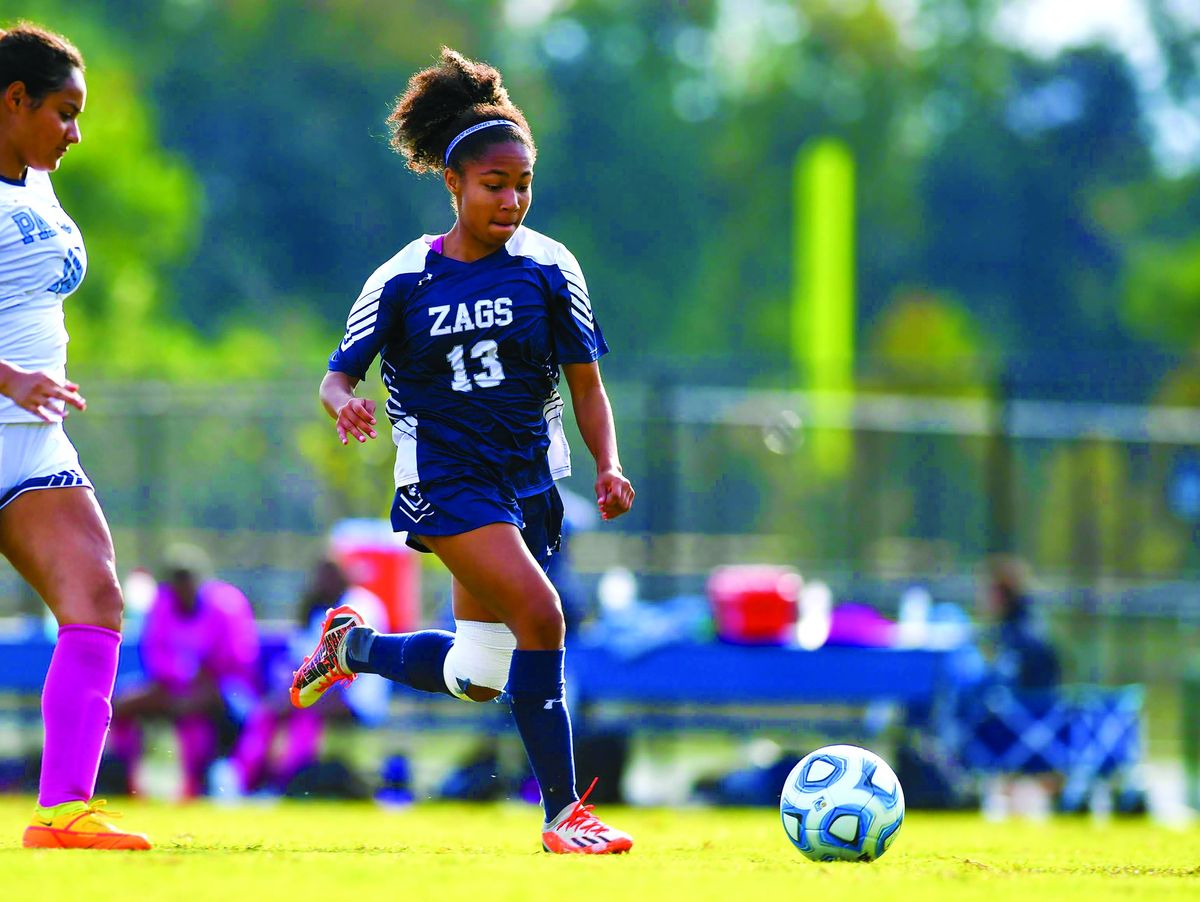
top-left (779, 744), bottom-right (905, 862)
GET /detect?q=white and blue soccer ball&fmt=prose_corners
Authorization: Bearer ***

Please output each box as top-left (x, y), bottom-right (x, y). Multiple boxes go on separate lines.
top-left (779, 744), bottom-right (905, 862)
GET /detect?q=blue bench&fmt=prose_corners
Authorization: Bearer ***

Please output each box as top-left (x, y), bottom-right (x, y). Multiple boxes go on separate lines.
top-left (0, 632), bottom-right (953, 737)
top-left (564, 641), bottom-right (951, 734)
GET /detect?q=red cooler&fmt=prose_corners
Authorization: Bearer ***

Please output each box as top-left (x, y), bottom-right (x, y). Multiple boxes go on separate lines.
top-left (707, 564), bottom-right (801, 645)
top-left (330, 519), bottom-right (420, 632)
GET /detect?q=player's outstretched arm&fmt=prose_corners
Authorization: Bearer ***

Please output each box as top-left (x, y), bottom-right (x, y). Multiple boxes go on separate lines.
top-left (0, 359), bottom-right (86, 421)
top-left (562, 361), bottom-right (634, 520)
top-left (319, 370), bottom-right (377, 446)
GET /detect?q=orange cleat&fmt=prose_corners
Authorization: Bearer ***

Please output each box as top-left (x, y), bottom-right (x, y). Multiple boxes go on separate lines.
top-left (542, 778), bottom-right (633, 854)
top-left (290, 604), bottom-right (367, 708)
top-left (22, 799), bottom-right (151, 850)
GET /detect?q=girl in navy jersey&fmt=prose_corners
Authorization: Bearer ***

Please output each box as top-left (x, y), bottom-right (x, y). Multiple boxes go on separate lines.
top-left (0, 23), bottom-right (149, 849)
top-left (292, 47), bottom-right (635, 853)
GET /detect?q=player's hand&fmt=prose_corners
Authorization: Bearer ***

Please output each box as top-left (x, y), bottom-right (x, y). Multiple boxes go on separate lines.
top-left (0, 365), bottom-right (85, 422)
top-left (595, 467), bottom-right (634, 521)
top-left (335, 397), bottom-right (378, 445)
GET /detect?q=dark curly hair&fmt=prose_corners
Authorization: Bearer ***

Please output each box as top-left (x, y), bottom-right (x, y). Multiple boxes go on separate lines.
top-left (0, 22), bottom-right (84, 102)
top-left (387, 47), bottom-right (535, 174)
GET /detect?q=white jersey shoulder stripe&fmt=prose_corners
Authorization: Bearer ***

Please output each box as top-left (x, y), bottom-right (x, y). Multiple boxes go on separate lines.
top-left (339, 236), bottom-right (434, 353)
top-left (504, 225), bottom-right (561, 265)
top-left (505, 227), bottom-right (591, 299)
top-left (359, 235), bottom-right (435, 295)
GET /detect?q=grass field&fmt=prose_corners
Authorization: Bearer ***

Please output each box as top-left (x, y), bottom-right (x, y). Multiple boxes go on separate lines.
top-left (1, 797), bottom-right (1197, 901)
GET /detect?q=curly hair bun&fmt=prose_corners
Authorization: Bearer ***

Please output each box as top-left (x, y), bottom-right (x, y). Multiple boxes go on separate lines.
top-left (387, 46), bottom-right (534, 174)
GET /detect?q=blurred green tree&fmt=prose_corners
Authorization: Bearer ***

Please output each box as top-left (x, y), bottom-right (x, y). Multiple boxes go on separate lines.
top-left (6, 3), bottom-right (333, 379)
top-left (17, 0), bottom-right (1200, 393)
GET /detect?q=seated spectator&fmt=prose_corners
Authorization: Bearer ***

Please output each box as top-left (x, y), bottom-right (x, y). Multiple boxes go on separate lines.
top-left (217, 557), bottom-right (389, 798)
top-left (982, 555), bottom-right (1061, 691)
top-left (970, 556), bottom-right (1063, 818)
top-left (108, 545), bottom-right (261, 798)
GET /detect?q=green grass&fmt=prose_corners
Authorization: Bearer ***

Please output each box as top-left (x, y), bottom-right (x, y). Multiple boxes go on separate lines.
top-left (0, 798), bottom-right (1197, 901)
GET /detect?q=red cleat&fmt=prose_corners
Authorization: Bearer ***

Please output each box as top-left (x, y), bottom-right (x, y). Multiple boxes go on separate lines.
top-left (290, 604), bottom-right (367, 708)
top-left (541, 778), bottom-right (633, 854)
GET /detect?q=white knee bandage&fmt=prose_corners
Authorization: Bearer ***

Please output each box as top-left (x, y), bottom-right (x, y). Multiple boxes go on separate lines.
top-left (443, 620), bottom-right (517, 701)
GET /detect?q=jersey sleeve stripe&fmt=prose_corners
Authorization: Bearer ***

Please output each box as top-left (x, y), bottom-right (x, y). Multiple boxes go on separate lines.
top-left (347, 286), bottom-right (384, 318)
top-left (563, 274), bottom-right (589, 298)
top-left (567, 287), bottom-right (593, 314)
top-left (346, 300), bottom-right (381, 329)
top-left (569, 307), bottom-right (597, 331)
top-left (344, 316), bottom-right (378, 339)
top-left (568, 292), bottom-right (592, 316)
top-left (340, 324), bottom-right (376, 351)
top-left (568, 296), bottom-right (592, 323)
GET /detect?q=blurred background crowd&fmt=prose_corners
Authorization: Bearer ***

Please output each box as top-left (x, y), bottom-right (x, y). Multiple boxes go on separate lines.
top-left (2, 0), bottom-right (1200, 821)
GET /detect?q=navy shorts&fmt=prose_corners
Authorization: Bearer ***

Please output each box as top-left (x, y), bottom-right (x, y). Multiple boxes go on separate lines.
top-left (391, 475), bottom-right (564, 572)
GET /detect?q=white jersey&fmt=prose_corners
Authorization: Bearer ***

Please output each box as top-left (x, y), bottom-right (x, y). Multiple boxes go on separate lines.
top-left (0, 169), bottom-right (87, 423)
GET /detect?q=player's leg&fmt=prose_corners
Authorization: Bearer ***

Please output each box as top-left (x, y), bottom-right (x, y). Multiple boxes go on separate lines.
top-left (441, 579), bottom-right (516, 702)
top-left (0, 477), bottom-right (150, 850)
top-left (418, 523), bottom-right (578, 807)
top-left (422, 524), bottom-right (564, 647)
top-left (291, 478), bottom-right (519, 707)
top-left (0, 485), bottom-right (122, 629)
top-left (346, 573), bottom-right (516, 702)
top-left (422, 523), bottom-right (631, 853)
top-left (290, 533), bottom-right (524, 706)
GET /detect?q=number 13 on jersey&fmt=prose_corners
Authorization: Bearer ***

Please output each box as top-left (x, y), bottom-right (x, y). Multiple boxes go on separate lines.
top-left (447, 339), bottom-right (505, 392)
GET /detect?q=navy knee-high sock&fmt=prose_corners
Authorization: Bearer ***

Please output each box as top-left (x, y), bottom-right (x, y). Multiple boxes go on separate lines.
top-left (344, 627), bottom-right (454, 696)
top-left (507, 648), bottom-right (577, 822)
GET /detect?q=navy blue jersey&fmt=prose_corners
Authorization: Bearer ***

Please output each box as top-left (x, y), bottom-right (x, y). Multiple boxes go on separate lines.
top-left (329, 226), bottom-right (608, 497)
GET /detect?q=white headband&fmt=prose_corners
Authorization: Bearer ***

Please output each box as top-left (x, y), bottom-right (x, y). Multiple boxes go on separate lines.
top-left (444, 119), bottom-right (518, 166)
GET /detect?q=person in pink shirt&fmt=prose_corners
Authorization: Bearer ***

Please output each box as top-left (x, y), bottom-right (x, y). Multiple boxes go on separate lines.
top-left (211, 557), bottom-right (390, 798)
top-left (109, 545), bottom-right (261, 799)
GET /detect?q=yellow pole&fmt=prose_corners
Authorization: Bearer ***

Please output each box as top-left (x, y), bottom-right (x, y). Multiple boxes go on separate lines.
top-left (793, 138), bottom-right (855, 473)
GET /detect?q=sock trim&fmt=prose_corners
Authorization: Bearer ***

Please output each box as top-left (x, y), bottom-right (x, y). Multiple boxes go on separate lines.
top-left (57, 623), bottom-right (121, 641)
top-left (344, 626), bottom-right (376, 672)
top-left (506, 648), bottom-right (565, 696)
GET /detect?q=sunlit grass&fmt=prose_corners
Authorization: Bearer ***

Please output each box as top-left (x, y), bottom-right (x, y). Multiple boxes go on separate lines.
top-left (0, 798), bottom-right (1197, 901)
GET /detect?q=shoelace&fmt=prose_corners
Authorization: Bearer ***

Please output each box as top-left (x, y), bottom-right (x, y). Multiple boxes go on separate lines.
top-left (83, 799), bottom-right (121, 820)
top-left (323, 620), bottom-right (359, 681)
top-left (293, 623), bottom-right (358, 698)
top-left (298, 654), bottom-right (343, 690)
top-left (556, 777), bottom-right (608, 836)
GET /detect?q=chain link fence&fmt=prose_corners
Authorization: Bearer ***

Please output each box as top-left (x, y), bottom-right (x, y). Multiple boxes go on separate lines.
top-left (2, 376), bottom-right (1197, 756)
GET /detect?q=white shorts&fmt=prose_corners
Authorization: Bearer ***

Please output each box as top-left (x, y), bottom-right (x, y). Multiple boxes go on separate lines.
top-left (0, 421), bottom-right (92, 511)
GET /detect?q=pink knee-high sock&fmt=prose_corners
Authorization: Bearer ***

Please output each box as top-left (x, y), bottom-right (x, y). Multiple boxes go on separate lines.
top-left (39, 624), bottom-right (121, 807)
